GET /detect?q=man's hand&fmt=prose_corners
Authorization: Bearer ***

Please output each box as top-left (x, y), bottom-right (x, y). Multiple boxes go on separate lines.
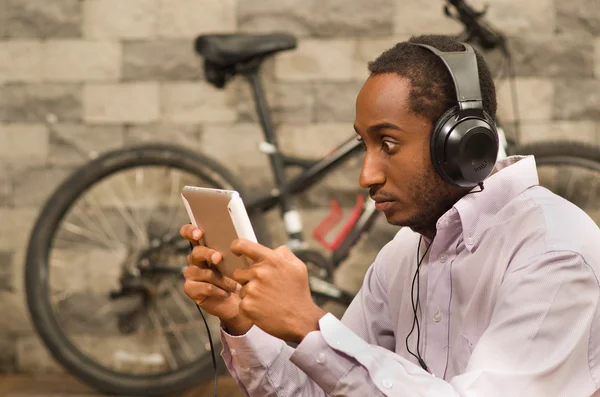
top-left (230, 239), bottom-right (327, 344)
top-left (180, 224), bottom-right (253, 335)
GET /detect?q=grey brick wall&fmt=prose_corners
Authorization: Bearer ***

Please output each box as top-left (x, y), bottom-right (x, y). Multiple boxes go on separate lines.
top-left (0, 0), bottom-right (599, 373)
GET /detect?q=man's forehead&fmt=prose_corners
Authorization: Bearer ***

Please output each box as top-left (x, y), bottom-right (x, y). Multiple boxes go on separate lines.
top-left (356, 74), bottom-right (412, 117)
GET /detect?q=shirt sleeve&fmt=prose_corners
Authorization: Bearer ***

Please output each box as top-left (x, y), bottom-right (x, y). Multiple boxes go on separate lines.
top-left (219, 242), bottom-right (397, 396)
top-left (287, 250), bottom-right (600, 397)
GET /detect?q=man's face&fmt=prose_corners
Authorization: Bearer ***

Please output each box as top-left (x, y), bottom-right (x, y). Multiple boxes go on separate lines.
top-left (354, 73), bottom-right (462, 233)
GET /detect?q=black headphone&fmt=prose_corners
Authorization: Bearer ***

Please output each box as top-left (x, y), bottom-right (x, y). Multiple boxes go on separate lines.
top-left (412, 43), bottom-right (499, 189)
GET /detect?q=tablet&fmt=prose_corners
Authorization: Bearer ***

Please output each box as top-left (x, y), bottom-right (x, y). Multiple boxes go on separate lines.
top-left (181, 186), bottom-right (257, 278)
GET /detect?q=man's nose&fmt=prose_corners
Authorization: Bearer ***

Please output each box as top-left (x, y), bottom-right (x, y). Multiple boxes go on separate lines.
top-left (359, 153), bottom-right (385, 189)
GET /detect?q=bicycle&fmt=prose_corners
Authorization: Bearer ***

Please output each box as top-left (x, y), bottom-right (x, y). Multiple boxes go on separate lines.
top-left (23, 0), bottom-right (600, 396)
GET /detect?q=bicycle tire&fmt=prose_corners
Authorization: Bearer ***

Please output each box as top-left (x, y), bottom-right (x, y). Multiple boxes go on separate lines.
top-left (509, 140), bottom-right (600, 220)
top-left (24, 144), bottom-right (270, 396)
top-left (509, 140), bottom-right (600, 163)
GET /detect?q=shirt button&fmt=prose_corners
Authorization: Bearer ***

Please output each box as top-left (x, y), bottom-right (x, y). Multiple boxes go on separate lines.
top-left (433, 309), bottom-right (442, 322)
top-left (439, 254), bottom-right (447, 263)
top-left (467, 237), bottom-right (474, 246)
top-left (230, 349), bottom-right (237, 356)
top-left (316, 353), bottom-right (327, 365)
top-left (382, 379), bottom-right (394, 389)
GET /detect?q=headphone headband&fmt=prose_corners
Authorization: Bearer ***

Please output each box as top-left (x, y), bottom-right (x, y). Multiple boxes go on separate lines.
top-left (412, 43), bottom-right (483, 111)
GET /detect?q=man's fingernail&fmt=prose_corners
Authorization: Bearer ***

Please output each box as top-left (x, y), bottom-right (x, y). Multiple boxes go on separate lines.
top-left (235, 284), bottom-right (242, 293)
top-left (211, 253), bottom-right (220, 263)
top-left (192, 230), bottom-right (200, 239)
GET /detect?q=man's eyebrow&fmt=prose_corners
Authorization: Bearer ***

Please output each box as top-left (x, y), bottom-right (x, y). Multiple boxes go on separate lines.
top-left (354, 122), bottom-right (402, 135)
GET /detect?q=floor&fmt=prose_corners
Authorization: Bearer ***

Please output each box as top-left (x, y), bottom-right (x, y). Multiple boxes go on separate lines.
top-left (0, 374), bottom-right (246, 397)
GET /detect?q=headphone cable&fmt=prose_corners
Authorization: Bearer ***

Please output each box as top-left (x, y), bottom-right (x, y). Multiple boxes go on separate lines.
top-left (195, 304), bottom-right (218, 397)
top-left (189, 240), bottom-right (219, 397)
top-left (405, 236), bottom-right (431, 372)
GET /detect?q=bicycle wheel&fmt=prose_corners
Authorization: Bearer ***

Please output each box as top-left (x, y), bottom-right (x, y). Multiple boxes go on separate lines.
top-left (509, 141), bottom-right (600, 225)
top-left (25, 144), bottom-right (269, 396)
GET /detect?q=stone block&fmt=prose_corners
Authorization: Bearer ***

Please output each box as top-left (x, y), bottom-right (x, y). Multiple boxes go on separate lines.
top-left (4, 0), bottom-right (81, 38)
top-left (0, 83), bottom-right (82, 123)
top-left (495, 78), bottom-right (553, 122)
top-left (201, 123), bottom-right (271, 188)
top-left (553, 79), bottom-right (600, 120)
top-left (467, 0), bottom-right (555, 35)
top-left (508, 35), bottom-right (593, 78)
top-left (0, 41), bottom-right (42, 82)
top-left (11, 167), bottom-right (74, 208)
top-left (17, 334), bottom-right (64, 373)
top-left (353, 37), bottom-right (410, 81)
top-left (0, 251), bottom-right (13, 292)
top-left (314, 82), bottom-right (363, 122)
top-left (123, 40), bottom-right (203, 81)
top-left (157, 0), bottom-right (236, 38)
top-left (0, 166), bottom-right (12, 206)
top-left (84, 83), bottom-right (160, 123)
top-left (42, 40), bottom-right (121, 81)
top-left (49, 124), bottom-right (125, 166)
top-left (0, 124), bottom-right (50, 166)
top-left (518, 121), bottom-right (598, 146)
top-left (279, 123), bottom-right (355, 158)
top-left (238, 0), bottom-right (393, 37)
top-left (83, 0), bottom-right (156, 39)
top-left (557, 0), bottom-right (600, 36)
top-left (393, 0), bottom-right (462, 35)
top-left (124, 123), bottom-right (202, 147)
top-left (275, 40), bottom-right (355, 82)
top-left (235, 77), bottom-right (315, 125)
top-left (161, 82), bottom-right (237, 123)
top-left (0, 334), bottom-right (17, 372)
top-left (595, 39), bottom-right (600, 79)
top-left (0, 291), bottom-right (35, 334)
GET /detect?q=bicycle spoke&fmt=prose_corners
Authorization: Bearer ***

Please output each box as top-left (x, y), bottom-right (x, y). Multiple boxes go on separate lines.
top-left (68, 205), bottom-right (121, 249)
top-left (83, 193), bottom-right (126, 250)
top-left (113, 169), bottom-right (147, 239)
top-left (166, 279), bottom-right (206, 340)
top-left (586, 176), bottom-right (599, 210)
top-left (155, 303), bottom-right (195, 363)
top-left (147, 305), bottom-right (179, 370)
top-left (101, 181), bottom-right (149, 247)
top-left (165, 170), bottom-right (184, 236)
top-left (60, 221), bottom-right (114, 250)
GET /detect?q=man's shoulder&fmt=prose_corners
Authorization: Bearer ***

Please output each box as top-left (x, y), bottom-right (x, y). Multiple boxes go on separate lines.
top-left (497, 185), bottom-right (600, 271)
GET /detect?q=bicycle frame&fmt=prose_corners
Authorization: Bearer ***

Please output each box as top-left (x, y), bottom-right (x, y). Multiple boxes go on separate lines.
top-left (240, 68), bottom-right (379, 268)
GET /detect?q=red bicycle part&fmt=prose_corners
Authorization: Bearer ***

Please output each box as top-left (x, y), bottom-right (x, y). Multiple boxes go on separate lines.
top-left (312, 195), bottom-right (365, 251)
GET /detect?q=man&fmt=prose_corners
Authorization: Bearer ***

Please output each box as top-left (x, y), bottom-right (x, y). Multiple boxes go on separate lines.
top-left (181, 34), bottom-right (600, 396)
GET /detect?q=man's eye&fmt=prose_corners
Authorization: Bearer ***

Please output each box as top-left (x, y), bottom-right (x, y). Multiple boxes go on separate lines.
top-left (382, 140), bottom-right (398, 152)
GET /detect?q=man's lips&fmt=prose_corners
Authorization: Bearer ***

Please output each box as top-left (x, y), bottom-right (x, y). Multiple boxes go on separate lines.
top-left (371, 196), bottom-right (396, 211)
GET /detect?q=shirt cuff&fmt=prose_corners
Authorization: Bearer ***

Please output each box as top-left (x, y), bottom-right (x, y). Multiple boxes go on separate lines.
top-left (290, 314), bottom-right (357, 394)
top-left (220, 324), bottom-right (285, 370)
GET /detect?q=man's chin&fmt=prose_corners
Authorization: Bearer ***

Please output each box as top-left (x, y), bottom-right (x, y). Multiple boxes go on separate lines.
top-left (381, 210), bottom-right (411, 227)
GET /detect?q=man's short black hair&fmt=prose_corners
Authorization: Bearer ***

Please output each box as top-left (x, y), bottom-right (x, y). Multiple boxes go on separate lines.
top-left (367, 34), bottom-right (497, 125)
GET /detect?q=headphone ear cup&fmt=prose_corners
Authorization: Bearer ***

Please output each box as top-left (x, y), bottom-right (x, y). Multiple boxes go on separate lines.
top-left (431, 107), bottom-right (499, 188)
top-left (430, 107), bottom-right (460, 185)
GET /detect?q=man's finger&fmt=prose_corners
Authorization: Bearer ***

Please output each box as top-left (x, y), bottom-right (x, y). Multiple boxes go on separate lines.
top-left (180, 224), bottom-right (203, 246)
top-left (231, 266), bottom-right (255, 286)
top-left (183, 280), bottom-right (230, 301)
top-left (184, 266), bottom-right (241, 294)
top-left (191, 245), bottom-right (222, 266)
top-left (230, 239), bottom-right (272, 263)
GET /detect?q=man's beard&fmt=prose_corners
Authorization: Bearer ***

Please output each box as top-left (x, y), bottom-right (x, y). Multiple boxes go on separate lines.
top-left (393, 166), bottom-right (460, 235)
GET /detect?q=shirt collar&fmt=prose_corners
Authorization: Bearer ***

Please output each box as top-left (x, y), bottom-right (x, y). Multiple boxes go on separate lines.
top-left (448, 155), bottom-right (539, 250)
